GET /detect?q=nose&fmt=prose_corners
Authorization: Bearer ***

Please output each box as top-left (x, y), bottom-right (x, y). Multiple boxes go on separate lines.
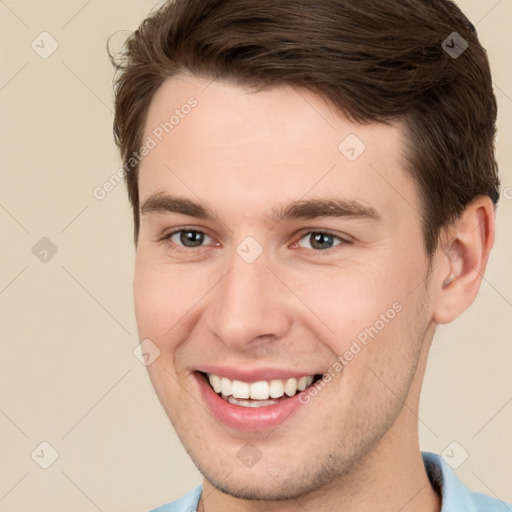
top-left (207, 251), bottom-right (292, 351)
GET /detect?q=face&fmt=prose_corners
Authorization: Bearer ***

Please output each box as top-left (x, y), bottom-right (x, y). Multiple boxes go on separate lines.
top-left (134, 75), bottom-right (435, 499)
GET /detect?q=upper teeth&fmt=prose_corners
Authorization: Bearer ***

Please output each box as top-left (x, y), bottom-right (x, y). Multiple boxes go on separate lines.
top-left (207, 374), bottom-right (314, 400)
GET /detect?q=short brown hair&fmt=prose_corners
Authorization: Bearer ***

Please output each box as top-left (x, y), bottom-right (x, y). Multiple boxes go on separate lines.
top-left (111, 0), bottom-right (499, 254)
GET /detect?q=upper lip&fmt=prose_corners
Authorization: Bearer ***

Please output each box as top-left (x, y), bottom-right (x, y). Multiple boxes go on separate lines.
top-left (195, 365), bottom-right (321, 383)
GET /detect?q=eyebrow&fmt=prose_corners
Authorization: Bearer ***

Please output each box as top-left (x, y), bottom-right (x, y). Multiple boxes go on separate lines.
top-left (269, 198), bottom-right (381, 224)
top-left (140, 194), bottom-right (216, 219)
top-left (139, 193), bottom-right (382, 224)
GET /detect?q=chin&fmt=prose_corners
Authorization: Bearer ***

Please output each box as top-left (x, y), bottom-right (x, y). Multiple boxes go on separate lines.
top-left (189, 448), bottom-right (342, 502)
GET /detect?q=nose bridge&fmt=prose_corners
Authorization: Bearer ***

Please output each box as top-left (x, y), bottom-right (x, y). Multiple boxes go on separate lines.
top-left (208, 249), bottom-right (291, 349)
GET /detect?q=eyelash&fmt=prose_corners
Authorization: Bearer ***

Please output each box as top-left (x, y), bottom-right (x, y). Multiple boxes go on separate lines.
top-left (161, 228), bottom-right (349, 254)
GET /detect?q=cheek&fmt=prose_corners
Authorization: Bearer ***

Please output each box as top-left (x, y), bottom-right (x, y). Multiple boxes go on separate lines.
top-left (133, 263), bottom-right (169, 340)
top-left (289, 259), bottom-right (420, 386)
top-left (291, 263), bottom-right (398, 343)
top-left (133, 252), bottom-right (232, 387)
top-left (133, 251), bottom-right (207, 341)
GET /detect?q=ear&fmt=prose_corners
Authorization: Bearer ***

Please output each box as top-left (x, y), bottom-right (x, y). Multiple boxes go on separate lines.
top-left (432, 195), bottom-right (496, 325)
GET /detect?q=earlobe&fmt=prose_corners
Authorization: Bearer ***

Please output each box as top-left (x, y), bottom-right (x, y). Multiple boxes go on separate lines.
top-left (433, 196), bottom-right (495, 324)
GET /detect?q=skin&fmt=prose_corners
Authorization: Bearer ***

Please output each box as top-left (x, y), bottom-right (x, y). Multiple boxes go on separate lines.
top-left (133, 75), bottom-right (495, 512)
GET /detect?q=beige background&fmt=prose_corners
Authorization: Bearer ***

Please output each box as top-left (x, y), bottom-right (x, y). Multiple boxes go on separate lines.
top-left (0, 1), bottom-right (511, 511)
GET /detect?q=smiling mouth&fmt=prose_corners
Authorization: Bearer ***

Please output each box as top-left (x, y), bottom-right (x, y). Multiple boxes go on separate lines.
top-left (203, 372), bottom-right (322, 408)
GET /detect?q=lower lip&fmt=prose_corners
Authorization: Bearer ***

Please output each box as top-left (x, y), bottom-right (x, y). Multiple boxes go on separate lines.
top-left (196, 373), bottom-right (306, 431)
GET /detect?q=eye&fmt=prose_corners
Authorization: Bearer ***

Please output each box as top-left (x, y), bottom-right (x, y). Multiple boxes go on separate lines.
top-left (297, 231), bottom-right (345, 251)
top-left (166, 229), bottom-right (213, 248)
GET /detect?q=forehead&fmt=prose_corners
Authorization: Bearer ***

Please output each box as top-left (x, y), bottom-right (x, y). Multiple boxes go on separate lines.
top-left (139, 75), bottom-right (418, 225)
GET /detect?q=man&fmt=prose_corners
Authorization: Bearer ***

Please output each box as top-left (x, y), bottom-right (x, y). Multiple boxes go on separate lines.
top-left (111, 0), bottom-right (509, 510)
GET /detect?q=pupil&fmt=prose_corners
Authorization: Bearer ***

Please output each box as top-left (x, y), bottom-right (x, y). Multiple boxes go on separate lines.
top-left (181, 230), bottom-right (204, 247)
top-left (311, 233), bottom-right (333, 250)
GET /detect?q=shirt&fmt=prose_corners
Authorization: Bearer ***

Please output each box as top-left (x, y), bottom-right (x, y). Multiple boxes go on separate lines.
top-left (149, 451), bottom-right (511, 511)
